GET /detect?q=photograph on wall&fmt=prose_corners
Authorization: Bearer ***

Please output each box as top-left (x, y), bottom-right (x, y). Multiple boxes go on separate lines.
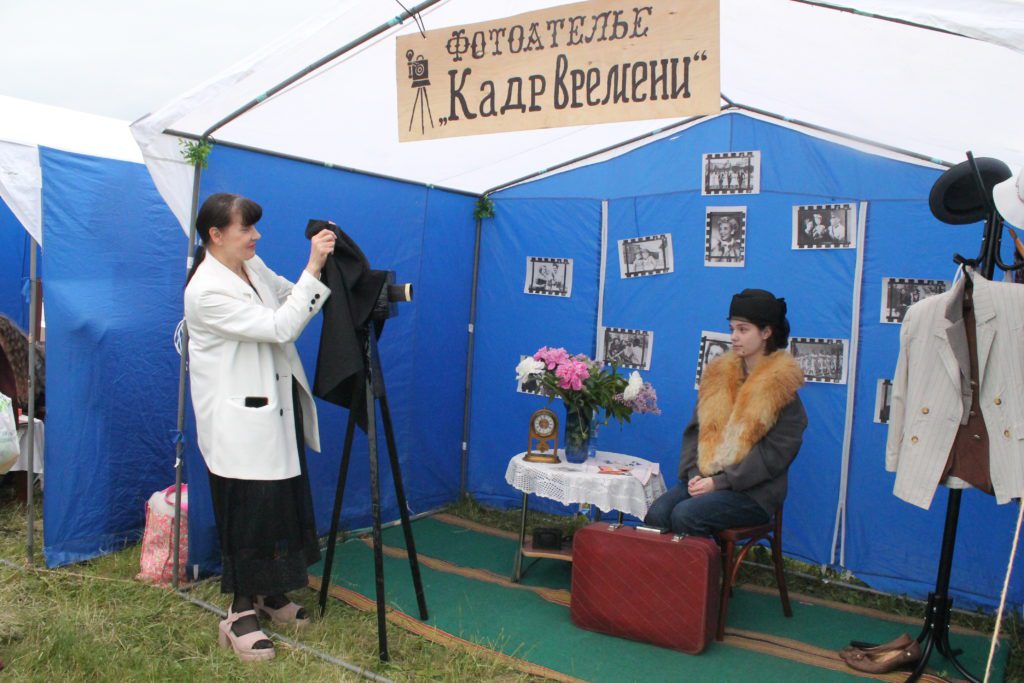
top-left (516, 355), bottom-right (551, 397)
top-left (874, 378), bottom-right (893, 424)
top-left (524, 257), bottom-right (573, 297)
top-left (702, 151), bottom-right (761, 195)
top-left (792, 203), bottom-right (857, 249)
top-left (790, 337), bottom-right (849, 384)
top-left (694, 330), bottom-right (731, 389)
top-left (599, 327), bottom-right (654, 371)
top-left (704, 207), bottom-right (747, 267)
top-left (618, 233), bottom-right (674, 278)
top-left (880, 277), bottom-right (950, 324)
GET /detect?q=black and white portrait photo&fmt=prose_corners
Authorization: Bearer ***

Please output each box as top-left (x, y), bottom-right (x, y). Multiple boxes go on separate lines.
top-left (790, 337), bottom-right (849, 384)
top-left (874, 378), bottom-right (893, 424)
top-left (524, 257), bottom-right (573, 297)
top-left (702, 151), bottom-right (761, 195)
top-left (792, 204), bottom-right (857, 250)
top-left (516, 356), bottom-right (548, 397)
top-left (694, 331), bottom-right (731, 389)
top-left (600, 327), bottom-right (654, 371)
top-left (704, 207), bottom-right (747, 267)
top-left (881, 277), bottom-right (949, 323)
top-left (618, 234), bottom-right (674, 278)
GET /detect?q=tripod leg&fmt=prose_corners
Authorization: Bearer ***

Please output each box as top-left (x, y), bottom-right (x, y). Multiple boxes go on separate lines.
top-left (367, 382), bottom-right (390, 661)
top-left (318, 410), bottom-right (356, 618)
top-left (379, 394), bottom-right (429, 620)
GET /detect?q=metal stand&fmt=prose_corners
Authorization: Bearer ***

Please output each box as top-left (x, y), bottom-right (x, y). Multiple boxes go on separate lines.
top-left (901, 152), bottom-right (1024, 682)
top-left (317, 326), bottom-right (428, 662)
top-left (904, 489), bottom-right (978, 682)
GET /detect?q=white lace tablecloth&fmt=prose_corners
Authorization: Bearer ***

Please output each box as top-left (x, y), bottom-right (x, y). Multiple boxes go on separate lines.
top-left (505, 450), bottom-right (667, 519)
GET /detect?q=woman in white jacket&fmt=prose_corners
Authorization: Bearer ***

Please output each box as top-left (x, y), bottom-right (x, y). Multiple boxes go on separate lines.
top-left (184, 193), bottom-right (335, 661)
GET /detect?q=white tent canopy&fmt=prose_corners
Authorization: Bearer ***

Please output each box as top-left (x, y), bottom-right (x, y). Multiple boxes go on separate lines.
top-left (0, 95), bottom-right (140, 244)
top-left (133, 0), bottom-right (1024, 232)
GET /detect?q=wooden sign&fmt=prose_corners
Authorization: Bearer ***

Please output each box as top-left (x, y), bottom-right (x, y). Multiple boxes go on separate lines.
top-left (396, 0), bottom-right (720, 141)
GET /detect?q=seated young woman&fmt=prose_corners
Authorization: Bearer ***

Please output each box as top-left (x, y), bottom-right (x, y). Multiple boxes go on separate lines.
top-left (645, 289), bottom-right (807, 536)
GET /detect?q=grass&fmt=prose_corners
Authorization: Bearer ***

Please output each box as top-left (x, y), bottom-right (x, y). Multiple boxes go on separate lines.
top-left (0, 484), bottom-right (538, 682)
top-left (1, 484), bottom-right (1020, 682)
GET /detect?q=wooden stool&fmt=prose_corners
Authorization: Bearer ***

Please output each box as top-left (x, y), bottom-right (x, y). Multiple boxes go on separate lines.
top-left (713, 503), bottom-right (791, 641)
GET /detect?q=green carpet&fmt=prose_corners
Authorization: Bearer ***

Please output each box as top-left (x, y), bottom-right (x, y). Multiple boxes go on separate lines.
top-left (311, 517), bottom-right (1007, 682)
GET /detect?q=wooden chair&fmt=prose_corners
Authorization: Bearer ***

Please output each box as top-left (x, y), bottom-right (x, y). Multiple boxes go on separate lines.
top-left (713, 503), bottom-right (792, 641)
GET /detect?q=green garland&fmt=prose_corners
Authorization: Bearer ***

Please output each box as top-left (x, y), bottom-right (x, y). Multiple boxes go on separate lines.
top-left (473, 195), bottom-right (495, 220)
top-left (178, 138), bottom-right (214, 169)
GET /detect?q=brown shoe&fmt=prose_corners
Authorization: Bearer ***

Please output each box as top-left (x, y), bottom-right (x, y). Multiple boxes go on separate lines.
top-left (838, 632), bottom-right (913, 658)
top-left (840, 640), bottom-right (922, 674)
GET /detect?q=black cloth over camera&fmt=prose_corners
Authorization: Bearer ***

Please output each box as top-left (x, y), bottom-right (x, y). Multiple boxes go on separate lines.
top-left (308, 221), bottom-right (389, 432)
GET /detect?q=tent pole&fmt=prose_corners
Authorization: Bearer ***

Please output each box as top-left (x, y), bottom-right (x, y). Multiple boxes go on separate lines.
top-left (164, 131), bottom-right (477, 199)
top-left (198, 0), bottom-right (446, 140)
top-left (829, 200), bottom-right (868, 567)
top-left (722, 101), bottom-right (954, 169)
top-left (25, 236), bottom-right (38, 565)
top-left (483, 107), bottom-right (730, 196)
top-left (171, 162), bottom-right (203, 589)
top-left (787, 1), bottom-right (969, 41)
top-left (459, 215), bottom-right (483, 498)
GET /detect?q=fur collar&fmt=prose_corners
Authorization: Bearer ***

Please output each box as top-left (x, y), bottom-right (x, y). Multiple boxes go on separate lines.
top-left (697, 350), bottom-right (804, 476)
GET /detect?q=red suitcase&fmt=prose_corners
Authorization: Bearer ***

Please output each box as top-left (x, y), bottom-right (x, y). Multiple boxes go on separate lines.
top-left (570, 522), bottom-right (720, 654)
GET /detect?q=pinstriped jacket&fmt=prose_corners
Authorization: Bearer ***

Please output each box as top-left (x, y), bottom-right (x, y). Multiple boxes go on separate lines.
top-left (885, 271), bottom-right (1024, 509)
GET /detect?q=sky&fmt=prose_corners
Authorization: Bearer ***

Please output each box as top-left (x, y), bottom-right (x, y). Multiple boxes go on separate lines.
top-left (0, 0), bottom-right (344, 121)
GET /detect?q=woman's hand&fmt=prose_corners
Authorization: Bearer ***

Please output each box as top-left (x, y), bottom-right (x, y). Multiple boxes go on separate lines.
top-left (687, 475), bottom-right (715, 497)
top-left (305, 226), bottom-right (337, 278)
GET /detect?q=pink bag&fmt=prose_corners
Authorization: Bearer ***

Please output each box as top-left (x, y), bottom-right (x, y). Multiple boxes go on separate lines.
top-left (136, 484), bottom-right (189, 586)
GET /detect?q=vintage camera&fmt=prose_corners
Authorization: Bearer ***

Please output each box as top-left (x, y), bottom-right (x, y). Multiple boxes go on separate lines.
top-left (406, 50), bottom-right (430, 87)
top-left (305, 219), bottom-right (413, 323)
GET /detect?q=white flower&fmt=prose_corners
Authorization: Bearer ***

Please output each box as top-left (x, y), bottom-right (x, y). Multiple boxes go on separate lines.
top-left (516, 356), bottom-right (546, 382)
top-left (623, 371), bottom-right (643, 401)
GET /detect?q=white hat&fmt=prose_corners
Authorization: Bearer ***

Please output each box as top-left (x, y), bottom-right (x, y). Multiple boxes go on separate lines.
top-left (993, 170), bottom-right (1024, 229)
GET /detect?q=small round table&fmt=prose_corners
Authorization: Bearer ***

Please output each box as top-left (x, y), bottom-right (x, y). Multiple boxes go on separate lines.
top-left (504, 449), bottom-right (667, 581)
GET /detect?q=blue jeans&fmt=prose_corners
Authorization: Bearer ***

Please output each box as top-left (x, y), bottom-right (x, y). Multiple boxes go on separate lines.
top-left (644, 483), bottom-right (769, 536)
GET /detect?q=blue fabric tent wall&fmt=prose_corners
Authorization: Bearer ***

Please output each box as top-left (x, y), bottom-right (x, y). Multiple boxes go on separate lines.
top-left (183, 145), bottom-right (476, 573)
top-left (0, 198), bottom-right (31, 329)
top-left (466, 112), bottom-right (1022, 609)
top-left (40, 147), bottom-right (184, 566)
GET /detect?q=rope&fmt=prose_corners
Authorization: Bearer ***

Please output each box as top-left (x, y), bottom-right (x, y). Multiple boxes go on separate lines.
top-left (983, 499), bottom-right (1024, 683)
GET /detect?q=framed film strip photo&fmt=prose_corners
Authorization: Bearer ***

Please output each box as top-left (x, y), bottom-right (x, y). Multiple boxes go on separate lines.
top-left (880, 277), bottom-right (949, 323)
top-left (702, 151), bottom-right (761, 195)
top-left (874, 378), bottom-right (893, 424)
top-left (618, 233), bottom-right (674, 278)
top-left (705, 207), bottom-right (747, 267)
top-left (599, 326), bottom-right (654, 371)
top-left (792, 203), bottom-right (857, 249)
top-left (790, 337), bottom-right (849, 384)
top-left (524, 256), bottom-right (573, 297)
top-left (694, 330), bottom-right (731, 389)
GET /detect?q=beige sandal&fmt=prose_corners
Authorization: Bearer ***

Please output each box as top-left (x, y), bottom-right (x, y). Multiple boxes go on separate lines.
top-left (218, 607), bottom-right (275, 662)
top-left (255, 595), bottom-right (311, 628)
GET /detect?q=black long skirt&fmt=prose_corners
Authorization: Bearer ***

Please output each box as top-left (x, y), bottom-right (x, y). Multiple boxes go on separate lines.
top-left (208, 380), bottom-right (321, 596)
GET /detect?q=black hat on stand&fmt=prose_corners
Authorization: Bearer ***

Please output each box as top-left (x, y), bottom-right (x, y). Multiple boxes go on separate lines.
top-left (928, 157), bottom-right (1012, 225)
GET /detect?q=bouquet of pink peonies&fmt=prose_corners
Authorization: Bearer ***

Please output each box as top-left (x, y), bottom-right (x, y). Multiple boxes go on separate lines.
top-left (516, 346), bottom-right (659, 461)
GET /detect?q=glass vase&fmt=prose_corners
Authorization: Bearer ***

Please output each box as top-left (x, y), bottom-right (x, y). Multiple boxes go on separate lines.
top-left (564, 406), bottom-right (593, 464)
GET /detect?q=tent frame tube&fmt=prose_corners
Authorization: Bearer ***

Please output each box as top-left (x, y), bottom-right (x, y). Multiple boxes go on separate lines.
top-left (198, 0), bottom-right (447, 140)
top-left (722, 101), bottom-right (954, 168)
top-left (166, 130), bottom-right (480, 200)
top-left (459, 216), bottom-right (483, 497)
top-left (171, 163), bottom-right (203, 590)
top-left (25, 237), bottom-right (38, 565)
top-left (788, 1), bottom-right (970, 41)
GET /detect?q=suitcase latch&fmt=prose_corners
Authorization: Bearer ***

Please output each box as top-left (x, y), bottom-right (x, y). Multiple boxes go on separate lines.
top-left (671, 534), bottom-right (687, 542)
top-left (607, 523), bottom-right (621, 531)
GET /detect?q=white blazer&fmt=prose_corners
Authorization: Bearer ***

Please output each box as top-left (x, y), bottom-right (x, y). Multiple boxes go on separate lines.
top-left (886, 271), bottom-right (1024, 509)
top-left (184, 253), bottom-right (331, 480)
